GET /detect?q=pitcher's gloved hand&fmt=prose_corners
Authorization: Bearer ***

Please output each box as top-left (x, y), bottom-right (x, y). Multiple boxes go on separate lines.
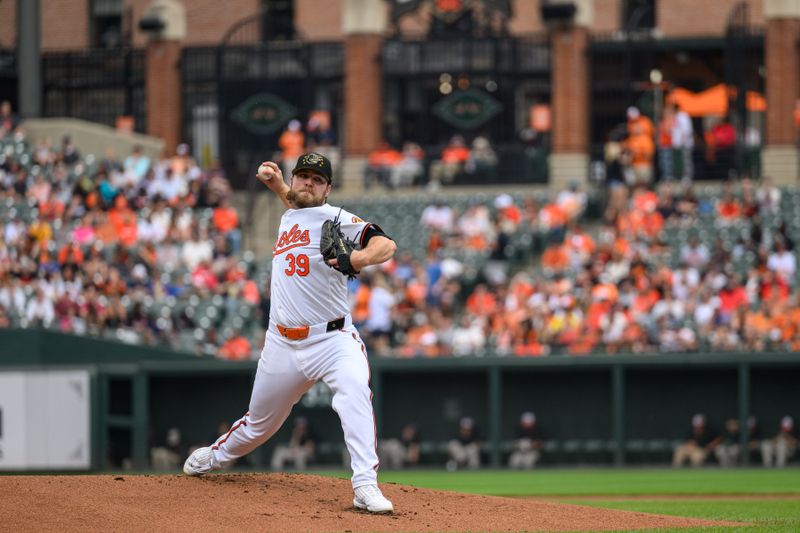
top-left (320, 218), bottom-right (359, 279)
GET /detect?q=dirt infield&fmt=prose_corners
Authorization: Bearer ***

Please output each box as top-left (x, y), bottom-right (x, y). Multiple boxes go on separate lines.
top-left (0, 473), bottom-right (743, 532)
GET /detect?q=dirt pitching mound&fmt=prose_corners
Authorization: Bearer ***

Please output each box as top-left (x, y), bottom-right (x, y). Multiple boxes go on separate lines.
top-left (0, 473), bottom-right (742, 532)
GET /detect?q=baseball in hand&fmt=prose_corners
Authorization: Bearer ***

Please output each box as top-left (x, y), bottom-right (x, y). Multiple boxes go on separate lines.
top-left (258, 163), bottom-right (273, 181)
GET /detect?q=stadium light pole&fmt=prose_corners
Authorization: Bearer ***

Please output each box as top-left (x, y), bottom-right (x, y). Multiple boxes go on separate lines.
top-left (650, 69), bottom-right (663, 127)
top-left (17, 0), bottom-right (42, 119)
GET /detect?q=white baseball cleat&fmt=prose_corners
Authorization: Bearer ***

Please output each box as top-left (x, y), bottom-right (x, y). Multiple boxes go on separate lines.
top-left (353, 484), bottom-right (394, 513)
top-left (183, 446), bottom-right (218, 476)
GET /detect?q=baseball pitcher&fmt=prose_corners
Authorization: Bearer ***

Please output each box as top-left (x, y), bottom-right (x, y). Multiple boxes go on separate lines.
top-left (184, 152), bottom-right (397, 513)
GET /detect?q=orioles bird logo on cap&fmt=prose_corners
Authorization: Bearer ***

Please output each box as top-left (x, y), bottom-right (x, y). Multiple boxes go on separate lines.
top-left (303, 153), bottom-right (324, 166)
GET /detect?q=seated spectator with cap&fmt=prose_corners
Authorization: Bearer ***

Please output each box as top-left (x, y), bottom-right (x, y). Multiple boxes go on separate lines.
top-left (447, 416), bottom-right (481, 470)
top-left (761, 416), bottom-right (797, 468)
top-left (390, 142), bottom-right (425, 188)
top-left (278, 119), bottom-right (305, 177)
top-left (714, 418), bottom-right (742, 468)
top-left (212, 196), bottom-right (242, 254)
top-left (364, 141), bottom-right (402, 190)
top-left (508, 411), bottom-right (544, 469)
top-left (430, 135), bottom-right (470, 186)
top-left (378, 423), bottom-right (421, 470)
top-left (466, 135), bottom-right (497, 177)
top-left (270, 417), bottom-right (316, 471)
top-left (672, 413), bottom-right (720, 467)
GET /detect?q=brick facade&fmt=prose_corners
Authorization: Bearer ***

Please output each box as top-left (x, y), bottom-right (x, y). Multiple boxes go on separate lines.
top-left (42, 0), bottom-right (90, 50)
top-left (591, 0), bottom-right (621, 32)
top-left (765, 17), bottom-right (800, 145)
top-left (0, 1), bottom-right (15, 49)
top-left (296, 0), bottom-right (344, 41)
top-left (658, 0), bottom-right (764, 36)
top-left (551, 26), bottom-right (589, 153)
top-left (0, 1), bottom-right (770, 50)
top-left (127, 0), bottom-right (260, 47)
top-left (146, 40), bottom-right (181, 154)
top-left (344, 33), bottom-right (382, 156)
top-left (508, 0), bottom-right (545, 34)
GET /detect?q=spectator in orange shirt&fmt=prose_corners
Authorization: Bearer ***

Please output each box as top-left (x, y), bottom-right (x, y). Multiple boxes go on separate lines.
top-left (632, 187), bottom-right (658, 214)
top-left (94, 212), bottom-right (118, 246)
top-left (494, 194), bottom-right (521, 229)
top-left (541, 244), bottom-right (570, 274)
top-left (242, 279), bottom-right (260, 306)
top-left (539, 202), bottom-right (568, 244)
top-left (108, 196), bottom-right (138, 247)
top-left (716, 190), bottom-right (742, 222)
top-left (626, 107), bottom-right (655, 184)
top-left (759, 269), bottom-right (790, 304)
top-left (352, 280), bottom-right (372, 327)
top-left (626, 131), bottom-right (655, 185)
top-left (632, 279), bottom-right (660, 316)
top-left (399, 314), bottom-right (439, 358)
top-left (219, 331), bottom-right (252, 361)
top-left (466, 283), bottom-right (497, 317)
top-left (365, 141), bottom-right (402, 189)
top-left (430, 135), bottom-right (470, 185)
top-left (58, 241), bottom-right (85, 267)
top-left (278, 119), bottom-right (305, 176)
top-left (627, 106), bottom-right (655, 138)
top-left (718, 276), bottom-right (748, 326)
top-left (212, 196), bottom-right (242, 254)
top-left (564, 224), bottom-right (595, 270)
top-left (743, 306), bottom-right (772, 351)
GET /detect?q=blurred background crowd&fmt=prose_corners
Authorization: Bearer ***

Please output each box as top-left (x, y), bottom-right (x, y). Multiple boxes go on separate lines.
top-left (3, 103), bottom-right (800, 362)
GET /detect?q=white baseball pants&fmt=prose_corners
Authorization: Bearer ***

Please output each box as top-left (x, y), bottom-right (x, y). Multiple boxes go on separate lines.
top-left (209, 324), bottom-right (379, 488)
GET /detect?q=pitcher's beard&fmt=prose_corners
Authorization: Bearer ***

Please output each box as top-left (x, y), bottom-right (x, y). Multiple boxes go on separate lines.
top-left (286, 189), bottom-right (323, 208)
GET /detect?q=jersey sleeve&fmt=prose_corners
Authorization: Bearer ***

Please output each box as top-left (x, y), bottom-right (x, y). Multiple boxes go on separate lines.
top-left (338, 208), bottom-right (392, 249)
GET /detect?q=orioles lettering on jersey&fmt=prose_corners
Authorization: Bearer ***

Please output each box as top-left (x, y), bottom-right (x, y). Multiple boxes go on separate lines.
top-left (274, 224), bottom-right (311, 255)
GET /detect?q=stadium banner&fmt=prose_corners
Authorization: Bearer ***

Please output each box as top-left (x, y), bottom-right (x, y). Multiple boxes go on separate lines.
top-left (0, 370), bottom-right (91, 470)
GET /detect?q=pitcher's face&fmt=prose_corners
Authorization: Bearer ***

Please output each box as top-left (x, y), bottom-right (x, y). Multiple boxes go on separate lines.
top-left (288, 170), bottom-right (330, 208)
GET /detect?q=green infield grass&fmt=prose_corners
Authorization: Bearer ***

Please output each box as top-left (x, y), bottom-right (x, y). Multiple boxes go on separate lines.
top-left (567, 499), bottom-right (800, 533)
top-left (311, 468), bottom-right (800, 532)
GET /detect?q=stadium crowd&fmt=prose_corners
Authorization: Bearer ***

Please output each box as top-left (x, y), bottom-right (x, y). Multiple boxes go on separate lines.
top-left (0, 118), bottom-right (262, 359)
top-left (3, 104), bottom-right (800, 361)
top-left (352, 175), bottom-right (800, 357)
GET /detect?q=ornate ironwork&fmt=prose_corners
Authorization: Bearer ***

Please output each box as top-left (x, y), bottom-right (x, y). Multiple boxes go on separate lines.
top-left (386, 0), bottom-right (512, 38)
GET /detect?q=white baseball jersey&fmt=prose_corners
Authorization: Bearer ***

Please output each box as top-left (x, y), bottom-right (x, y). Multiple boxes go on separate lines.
top-left (203, 202), bottom-right (389, 491)
top-left (270, 203), bottom-right (373, 328)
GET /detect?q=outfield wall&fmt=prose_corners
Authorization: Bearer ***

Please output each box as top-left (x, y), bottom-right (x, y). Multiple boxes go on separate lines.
top-left (1, 330), bottom-right (799, 470)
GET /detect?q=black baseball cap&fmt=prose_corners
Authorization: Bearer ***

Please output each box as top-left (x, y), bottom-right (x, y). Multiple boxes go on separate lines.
top-left (292, 152), bottom-right (333, 183)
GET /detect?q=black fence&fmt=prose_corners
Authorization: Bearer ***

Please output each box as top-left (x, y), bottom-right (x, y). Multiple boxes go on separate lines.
top-left (381, 34), bottom-right (551, 184)
top-left (42, 48), bottom-right (146, 132)
top-left (424, 143), bottom-right (549, 186)
top-left (181, 42), bottom-right (343, 185)
top-left (382, 35), bottom-right (550, 76)
top-left (0, 49), bottom-right (16, 107)
top-left (589, 16), bottom-right (764, 183)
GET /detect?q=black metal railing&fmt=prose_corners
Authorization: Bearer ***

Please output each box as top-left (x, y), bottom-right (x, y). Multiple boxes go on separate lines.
top-left (415, 143), bottom-right (550, 186)
top-left (382, 34), bottom-right (549, 77)
top-left (182, 41), bottom-right (343, 83)
top-left (589, 143), bottom-right (762, 183)
top-left (42, 48), bottom-right (146, 132)
top-left (0, 49), bottom-right (16, 104)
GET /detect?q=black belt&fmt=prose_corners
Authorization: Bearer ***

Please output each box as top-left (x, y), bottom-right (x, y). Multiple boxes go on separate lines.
top-left (326, 317), bottom-right (346, 332)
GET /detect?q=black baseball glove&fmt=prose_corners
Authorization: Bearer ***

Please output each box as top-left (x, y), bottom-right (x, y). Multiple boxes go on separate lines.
top-left (320, 217), bottom-right (359, 279)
